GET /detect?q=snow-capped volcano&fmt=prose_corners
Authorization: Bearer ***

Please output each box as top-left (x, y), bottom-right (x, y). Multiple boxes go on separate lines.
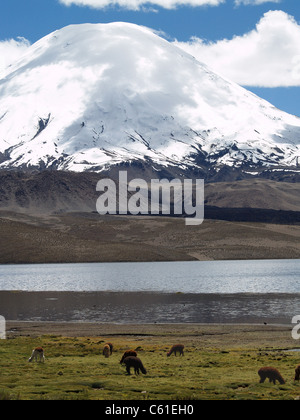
top-left (0, 22), bottom-right (299, 174)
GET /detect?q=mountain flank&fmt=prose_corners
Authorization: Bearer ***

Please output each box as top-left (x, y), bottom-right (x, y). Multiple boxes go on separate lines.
top-left (0, 210), bottom-right (299, 263)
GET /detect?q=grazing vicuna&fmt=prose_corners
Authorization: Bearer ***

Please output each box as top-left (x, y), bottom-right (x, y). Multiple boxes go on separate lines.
top-left (258, 367), bottom-right (285, 384)
top-left (123, 356), bottom-right (147, 375)
top-left (120, 350), bottom-right (137, 364)
top-left (28, 347), bottom-right (45, 363)
top-left (107, 342), bottom-right (113, 355)
top-left (167, 344), bottom-right (184, 357)
top-left (103, 344), bottom-right (111, 358)
top-left (294, 365), bottom-right (300, 381)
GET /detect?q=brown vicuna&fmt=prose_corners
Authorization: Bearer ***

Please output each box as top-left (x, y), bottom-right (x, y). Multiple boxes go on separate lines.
top-left (258, 367), bottom-right (285, 384)
top-left (107, 342), bottom-right (113, 355)
top-left (103, 344), bottom-right (111, 358)
top-left (28, 347), bottom-right (45, 363)
top-left (294, 365), bottom-right (300, 381)
top-left (123, 356), bottom-right (147, 375)
top-left (120, 350), bottom-right (137, 364)
top-left (167, 344), bottom-right (184, 357)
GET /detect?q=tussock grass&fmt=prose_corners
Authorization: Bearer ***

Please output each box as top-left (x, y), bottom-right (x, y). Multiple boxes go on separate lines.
top-left (1, 334), bottom-right (300, 400)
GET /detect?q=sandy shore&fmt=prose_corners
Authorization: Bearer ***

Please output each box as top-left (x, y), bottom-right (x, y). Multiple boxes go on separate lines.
top-left (5, 321), bottom-right (298, 351)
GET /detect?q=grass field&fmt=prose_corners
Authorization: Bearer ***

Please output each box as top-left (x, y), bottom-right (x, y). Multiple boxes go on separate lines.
top-left (1, 324), bottom-right (300, 400)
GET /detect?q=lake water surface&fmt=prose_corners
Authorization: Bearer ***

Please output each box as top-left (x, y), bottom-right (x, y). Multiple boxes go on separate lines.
top-left (0, 259), bottom-right (299, 293)
top-left (0, 259), bottom-right (299, 324)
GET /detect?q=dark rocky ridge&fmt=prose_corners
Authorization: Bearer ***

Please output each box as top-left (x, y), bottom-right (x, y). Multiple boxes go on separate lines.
top-left (0, 169), bottom-right (299, 224)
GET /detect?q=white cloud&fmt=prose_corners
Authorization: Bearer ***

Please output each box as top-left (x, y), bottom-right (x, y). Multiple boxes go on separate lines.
top-left (174, 10), bottom-right (300, 87)
top-left (59, 0), bottom-right (224, 10)
top-left (0, 37), bottom-right (31, 75)
top-left (235, 0), bottom-right (281, 5)
top-left (59, 0), bottom-right (282, 7)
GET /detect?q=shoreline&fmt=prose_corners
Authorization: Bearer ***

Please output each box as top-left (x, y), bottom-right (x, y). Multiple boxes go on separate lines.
top-left (5, 319), bottom-right (294, 333)
top-left (0, 256), bottom-right (299, 265)
top-left (6, 320), bottom-right (291, 331)
top-left (5, 321), bottom-right (297, 352)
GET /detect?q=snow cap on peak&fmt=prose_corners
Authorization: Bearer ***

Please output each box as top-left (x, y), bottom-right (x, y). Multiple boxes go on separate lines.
top-left (0, 22), bottom-right (299, 172)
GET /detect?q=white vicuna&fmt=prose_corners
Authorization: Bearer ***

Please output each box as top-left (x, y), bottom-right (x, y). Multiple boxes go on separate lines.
top-left (28, 347), bottom-right (45, 363)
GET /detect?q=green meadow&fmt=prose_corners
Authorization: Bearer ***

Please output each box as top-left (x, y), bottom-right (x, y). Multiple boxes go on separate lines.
top-left (1, 330), bottom-right (300, 400)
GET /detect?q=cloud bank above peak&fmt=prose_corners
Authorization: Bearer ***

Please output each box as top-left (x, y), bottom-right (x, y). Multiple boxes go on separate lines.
top-left (174, 10), bottom-right (300, 87)
top-left (1, 10), bottom-right (299, 89)
top-left (0, 37), bottom-right (31, 75)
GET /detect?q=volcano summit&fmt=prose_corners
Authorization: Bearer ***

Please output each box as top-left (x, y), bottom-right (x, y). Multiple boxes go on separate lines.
top-left (0, 22), bottom-right (299, 177)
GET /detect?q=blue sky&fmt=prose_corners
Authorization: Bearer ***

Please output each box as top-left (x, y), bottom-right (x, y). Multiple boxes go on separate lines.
top-left (1, 0), bottom-right (300, 116)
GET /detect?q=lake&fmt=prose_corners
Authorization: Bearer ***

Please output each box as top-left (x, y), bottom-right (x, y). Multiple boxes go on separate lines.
top-left (0, 259), bottom-right (299, 293)
top-left (0, 259), bottom-right (299, 324)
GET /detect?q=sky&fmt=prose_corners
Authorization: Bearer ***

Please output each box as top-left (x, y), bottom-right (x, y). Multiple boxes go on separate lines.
top-left (0, 0), bottom-right (300, 116)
